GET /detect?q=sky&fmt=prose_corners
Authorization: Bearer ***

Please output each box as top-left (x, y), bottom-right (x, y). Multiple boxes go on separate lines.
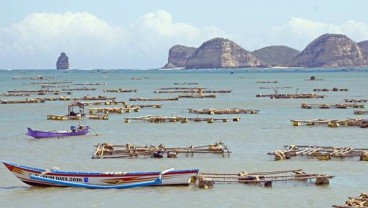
top-left (1, 0), bottom-right (368, 69)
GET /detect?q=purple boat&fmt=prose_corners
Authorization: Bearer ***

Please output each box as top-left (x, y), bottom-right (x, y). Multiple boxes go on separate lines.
top-left (26, 125), bottom-right (90, 138)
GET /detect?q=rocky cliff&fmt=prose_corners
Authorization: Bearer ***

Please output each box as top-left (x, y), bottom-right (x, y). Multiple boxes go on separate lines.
top-left (56, 52), bottom-right (70, 70)
top-left (185, 38), bottom-right (267, 69)
top-left (357, 41), bottom-right (368, 52)
top-left (163, 45), bottom-right (197, 69)
top-left (252, 46), bottom-right (300, 66)
top-left (287, 34), bottom-right (368, 67)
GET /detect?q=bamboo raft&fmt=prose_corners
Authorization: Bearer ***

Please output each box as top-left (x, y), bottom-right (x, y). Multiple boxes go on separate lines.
top-left (61, 87), bottom-right (96, 91)
top-left (313, 88), bottom-right (348, 92)
top-left (103, 89), bottom-right (137, 93)
top-left (81, 101), bottom-right (127, 106)
top-left (88, 114), bottom-right (109, 120)
top-left (89, 107), bottom-right (140, 114)
top-left (268, 145), bottom-right (368, 161)
top-left (7, 90), bottom-right (69, 94)
top-left (154, 89), bottom-right (231, 94)
top-left (40, 96), bottom-right (116, 101)
top-left (124, 115), bottom-right (240, 123)
top-left (30, 81), bottom-right (73, 85)
top-left (259, 87), bottom-right (292, 89)
top-left (0, 93), bottom-right (30, 96)
top-left (256, 80), bottom-right (278, 83)
top-left (1, 99), bottom-right (45, 104)
top-left (188, 108), bottom-right (259, 115)
top-left (333, 193), bottom-right (368, 208)
top-left (354, 110), bottom-right (368, 115)
top-left (196, 169), bottom-right (333, 189)
top-left (345, 98), bottom-right (368, 103)
top-left (80, 101), bottom-right (162, 108)
top-left (47, 114), bottom-right (109, 120)
top-left (158, 87), bottom-right (206, 90)
top-left (256, 93), bottom-right (325, 99)
top-left (290, 118), bottom-right (368, 128)
top-left (13, 76), bottom-right (55, 80)
top-left (301, 103), bottom-right (364, 109)
top-left (129, 97), bottom-right (179, 101)
top-left (92, 142), bottom-right (231, 159)
top-left (73, 83), bottom-right (106, 85)
top-left (178, 94), bottom-right (216, 98)
top-left (173, 82), bottom-right (198, 85)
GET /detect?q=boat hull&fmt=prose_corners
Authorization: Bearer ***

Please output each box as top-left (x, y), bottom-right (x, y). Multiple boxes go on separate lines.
top-left (2, 161), bottom-right (199, 187)
top-left (26, 126), bottom-right (89, 138)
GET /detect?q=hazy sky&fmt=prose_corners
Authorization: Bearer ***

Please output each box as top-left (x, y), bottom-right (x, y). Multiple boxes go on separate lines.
top-left (1, 0), bottom-right (368, 69)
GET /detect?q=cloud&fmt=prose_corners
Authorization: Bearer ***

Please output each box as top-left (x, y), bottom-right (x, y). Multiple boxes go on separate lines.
top-left (1, 12), bottom-right (125, 55)
top-left (270, 18), bottom-right (368, 50)
top-left (0, 10), bottom-right (231, 68)
top-left (130, 10), bottom-right (228, 54)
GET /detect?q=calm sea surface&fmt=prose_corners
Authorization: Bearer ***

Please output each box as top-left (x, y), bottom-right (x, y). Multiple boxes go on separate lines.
top-left (0, 68), bottom-right (367, 207)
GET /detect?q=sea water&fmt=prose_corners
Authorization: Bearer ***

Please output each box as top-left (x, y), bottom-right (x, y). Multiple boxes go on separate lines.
top-left (0, 68), bottom-right (367, 208)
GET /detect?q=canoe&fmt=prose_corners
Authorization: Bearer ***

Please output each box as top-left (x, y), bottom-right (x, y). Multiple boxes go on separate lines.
top-left (2, 161), bottom-right (199, 188)
top-left (26, 125), bottom-right (89, 138)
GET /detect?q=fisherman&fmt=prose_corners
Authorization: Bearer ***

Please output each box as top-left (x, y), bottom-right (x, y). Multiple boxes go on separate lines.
top-left (70, 126), bottom-right (76, 132)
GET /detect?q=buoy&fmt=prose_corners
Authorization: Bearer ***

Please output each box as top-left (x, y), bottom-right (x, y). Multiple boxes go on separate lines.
top-left (292, 121), bottom-right (300, 126)
top-left (264, 181), bottom-right (272, 187)
top-left (167, 151), bottom-right (177, 158)
top-left (328, 122), bottom-right (339, 128)
top-left (198, 177), bottom-right (214, 189)
top-left (360, 151), bottom-right (368, 161)
top-left (232, 117), bottom-right (240, 122)
top-left (315, 176), bottom-right (329, 185)
top-left (317, 154), bottom-right (331, 161)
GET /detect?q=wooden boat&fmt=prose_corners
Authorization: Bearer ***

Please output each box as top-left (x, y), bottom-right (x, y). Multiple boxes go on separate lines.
top-left (26, 125), bottom-right (89, 138)
top-left (2, 161), bottom-right (199, 188)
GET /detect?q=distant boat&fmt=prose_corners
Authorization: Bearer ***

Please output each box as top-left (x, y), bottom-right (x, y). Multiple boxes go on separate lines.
top-left (2, 161), bottom-right (199, 188)
top-left (26, 125), bottom-right (89, 138)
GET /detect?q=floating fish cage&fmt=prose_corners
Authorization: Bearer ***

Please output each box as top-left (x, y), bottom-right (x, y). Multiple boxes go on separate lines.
top-left (196, 169), bottom-right (333, 189)
top-left (301, 103), bottom-right (364, 109)
top-left (123, 116), bottom-right (240, 123)
top-left (92, 142), bottom-right (231, 159)
top-left (290, 118), bottom-right (368, 128)
top-left (268, 145), bottom-right (368, 161)
top-left (333, 192), bottom-right (368, 208)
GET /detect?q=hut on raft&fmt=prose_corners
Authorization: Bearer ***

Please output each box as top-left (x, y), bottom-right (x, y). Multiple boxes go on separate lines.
top-left (68, 101), bottom-right (86, 117)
